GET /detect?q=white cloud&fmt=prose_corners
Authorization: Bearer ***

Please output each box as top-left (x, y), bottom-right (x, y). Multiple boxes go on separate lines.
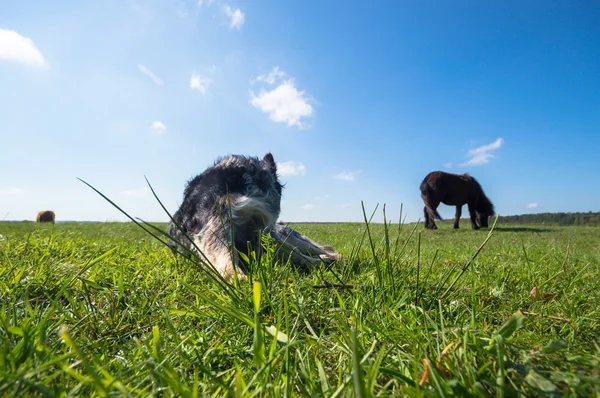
top-left (333, 171), bottom-right (360, 182)
top-left (253, 66), bottom-right (285, 85)
top-left (337, 203), bottom-right (352, 208)
top-left (302, 204), bottom-right (315, 210)
top-left (190, 72), bottom-right (212, 94)
top-left (151, 121), bottom-right (167, 135)
top-left (527, 202), bottom-right (540, 209)
top-left (443, 162), bottom-right (453, 169)
top-left (120, 187), bottom-right (148, 197)
top-left (250, 78), bottom-right (314, 128)
top-left (0, 186), bottom-right (24, 195)
top-left (137, 64), bottom-right (164, 86)
top-left (277, 161), bottom-right (307, 177)
top-left (460, 138), bottom-right (504, 166)
top-left (0, 29), bottom-right (47, 67)
top-left (224, 5), bottom-right (245, 29)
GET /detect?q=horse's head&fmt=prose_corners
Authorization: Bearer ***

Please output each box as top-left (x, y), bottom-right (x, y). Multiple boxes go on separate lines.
top-left (476, 197), bottom-right (495, 228)
top-left (477, 212), bottom-right (490, 228)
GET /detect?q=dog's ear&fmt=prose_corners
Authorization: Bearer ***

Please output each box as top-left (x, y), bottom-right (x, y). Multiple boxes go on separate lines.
top-left (263, 153), bottom-right (276, 170)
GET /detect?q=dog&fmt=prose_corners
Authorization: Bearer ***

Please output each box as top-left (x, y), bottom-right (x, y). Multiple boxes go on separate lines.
top-left (168, 153), bottom-right (343, 279)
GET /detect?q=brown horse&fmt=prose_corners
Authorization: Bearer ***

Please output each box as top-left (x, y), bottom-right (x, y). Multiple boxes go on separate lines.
top-left (420, 171), bottom-right (494, 230)
top-left (36, 210), bottom-right (55, 224)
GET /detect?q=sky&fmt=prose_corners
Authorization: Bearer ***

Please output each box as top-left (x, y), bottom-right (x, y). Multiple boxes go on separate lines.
top-left (1, 0), bottom-right (599, 223)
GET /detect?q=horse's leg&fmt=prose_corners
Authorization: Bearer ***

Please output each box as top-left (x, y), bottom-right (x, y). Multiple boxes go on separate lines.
top-left (454, 205), bottom-right (462, 229)
top-left (423, 206), bottom-right (431, 229)
top-left (429, 202), bottom-right (439, 230)
top-left (467, 202), bottom-right (479, 230)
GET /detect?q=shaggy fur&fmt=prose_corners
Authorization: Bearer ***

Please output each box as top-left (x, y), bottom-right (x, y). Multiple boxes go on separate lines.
top-left (420, 171), bottom-right (495, 230)
top-left (36, 210), bottom-right (55, 224)
top-left (168, 153), bottom-right (343, 279)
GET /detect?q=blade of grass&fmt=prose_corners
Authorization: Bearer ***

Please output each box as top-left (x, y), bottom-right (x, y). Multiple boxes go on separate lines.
top-left (439, 215), bottom-right (499, 300)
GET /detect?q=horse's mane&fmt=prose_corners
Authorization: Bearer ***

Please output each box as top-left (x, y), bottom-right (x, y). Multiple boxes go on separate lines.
top-left (477, 189), bottom-right (495, 216)
top-left (466, 176), bottom-right (495, 215)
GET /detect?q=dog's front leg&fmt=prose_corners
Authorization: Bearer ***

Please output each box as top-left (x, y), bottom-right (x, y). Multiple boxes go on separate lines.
top-left (272, 238), bottom-right (323, 268)
top-left (270, 225), bottom-right (344, 268)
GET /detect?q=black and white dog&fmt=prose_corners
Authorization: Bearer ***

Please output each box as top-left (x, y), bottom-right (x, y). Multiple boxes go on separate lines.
top-left (168, 153), bottom-right (343, 279)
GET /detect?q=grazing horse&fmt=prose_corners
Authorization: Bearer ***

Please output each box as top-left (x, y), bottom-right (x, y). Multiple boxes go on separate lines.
top-left (420, 171), bottom-right (494, 230)
top-left (36, 210), bottom-right (56, 224)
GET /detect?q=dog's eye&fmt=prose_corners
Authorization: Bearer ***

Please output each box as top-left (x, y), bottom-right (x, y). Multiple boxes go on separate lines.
top-left (256, 173), bottom-right (274, 191)
top-left (257, 179), bottom-right (269, 190)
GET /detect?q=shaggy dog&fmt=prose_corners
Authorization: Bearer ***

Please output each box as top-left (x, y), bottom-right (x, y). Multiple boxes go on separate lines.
top-left (168, 153), bottom-right (343, 279)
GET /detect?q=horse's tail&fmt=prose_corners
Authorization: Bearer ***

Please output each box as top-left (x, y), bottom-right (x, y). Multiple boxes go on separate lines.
top-left (420, 179), bottom-right (442, 220)
top-left (427, 204), bottom-right (442, 220)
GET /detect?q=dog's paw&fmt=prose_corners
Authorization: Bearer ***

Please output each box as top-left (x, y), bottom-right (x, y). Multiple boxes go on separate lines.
top-left (319, 252), bottom-right (345, 264)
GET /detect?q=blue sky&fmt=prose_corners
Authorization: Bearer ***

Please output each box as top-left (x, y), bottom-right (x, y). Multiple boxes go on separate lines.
top-left (1, 1), bottom-right (599, 223)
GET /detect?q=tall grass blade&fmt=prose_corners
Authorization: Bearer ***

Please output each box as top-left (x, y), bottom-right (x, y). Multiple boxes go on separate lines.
top-left (253, 281), bottom-right (265, 369)
top-left (77, 178), bottom-right (170, 247)
top-left (440, 215), bottom-right (499, 300)
top-left (351, 328), bottom-right (367, 398)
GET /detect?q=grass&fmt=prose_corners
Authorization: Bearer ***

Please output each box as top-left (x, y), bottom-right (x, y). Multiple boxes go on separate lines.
top-left (0, 211), bottom-right (599, 396)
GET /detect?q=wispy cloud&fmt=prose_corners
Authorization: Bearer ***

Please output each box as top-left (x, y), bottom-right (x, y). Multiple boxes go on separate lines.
top-left (190, 72), bottom-right (212, 94)
top-left (0, 29), bottom-right (47, 67)
top-left (443, 162), bottom-right (453, 169)
top-left (337, 202), bottom-right (353, 208)
top-left (120, 187), bottom-right (148, 197)
top-left (277, 161), bottom-right (307, 177)
top-left (151, 121), bottom-right (167, 135)
top-left (527, 202), bottom-right (540, 209)
top-left (0, 186), bottom-right (24, 195)
top-left (197, 0), bottom-right (217, 8)
top-left (137, 64), bottom-right (164, 86)
top-left (302, 204), bottom-right (315, 210)
top-left (250, 68), bottom-right (314, 128)
top-left (224, 5), bottom-right (245, 29)
top-left (252, 66), bottom-right (285, 85)
top-left (461, 138), bottom-right (504, 166)
top-left (333, 171), bottom-right (360, 182)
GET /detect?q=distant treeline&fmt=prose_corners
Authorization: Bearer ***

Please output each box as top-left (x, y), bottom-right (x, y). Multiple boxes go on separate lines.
top-left (496, 212), bottom-right (600, 226)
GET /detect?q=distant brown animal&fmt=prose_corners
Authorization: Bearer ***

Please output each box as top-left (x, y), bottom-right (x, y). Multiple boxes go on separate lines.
top-left (420, 171), bottom-right (495, 230)
top-left (36, 210), bottom-right (55, 224)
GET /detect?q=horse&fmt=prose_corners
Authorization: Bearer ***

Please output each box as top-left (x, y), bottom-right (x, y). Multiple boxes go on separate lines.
top-left (36, 210), bottom-right (56, 224)
top-left (420, 171), bottom-right (494, 230)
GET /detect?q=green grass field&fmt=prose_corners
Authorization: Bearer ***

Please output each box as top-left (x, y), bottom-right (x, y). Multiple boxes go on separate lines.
top-left (1, 216), bottom-right (599, 396)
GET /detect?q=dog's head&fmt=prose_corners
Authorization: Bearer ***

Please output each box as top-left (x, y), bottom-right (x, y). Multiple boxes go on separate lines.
top-left (210, 152), bottom-right (284, 217)
top-left (221, 153), bottom-right (283, 228)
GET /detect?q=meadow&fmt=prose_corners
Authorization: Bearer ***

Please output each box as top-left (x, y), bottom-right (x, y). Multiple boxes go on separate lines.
top-left (0, 213), bottom-right (599, 396)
